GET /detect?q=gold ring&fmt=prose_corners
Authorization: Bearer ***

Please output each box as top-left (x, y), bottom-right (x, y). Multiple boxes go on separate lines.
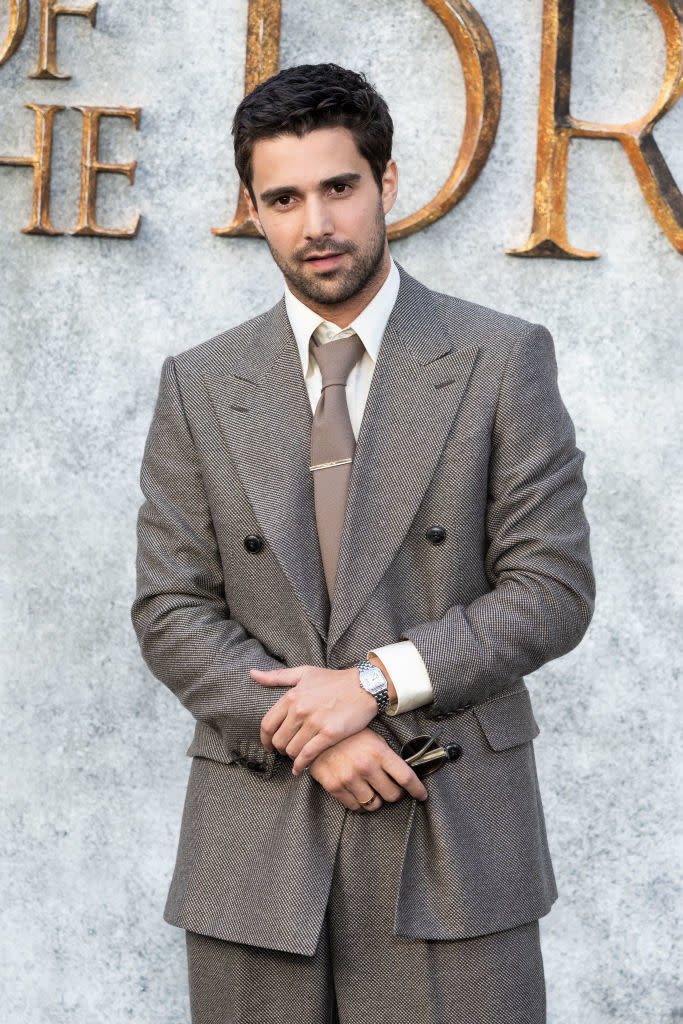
top-left (359, 792), bottom-right (378, 808)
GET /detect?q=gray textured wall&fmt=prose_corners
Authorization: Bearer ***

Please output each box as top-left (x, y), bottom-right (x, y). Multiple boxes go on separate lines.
top-left (2, 0), bottom-right (681, 1021)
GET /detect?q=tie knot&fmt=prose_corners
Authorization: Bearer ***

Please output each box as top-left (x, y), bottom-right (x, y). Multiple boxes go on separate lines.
top-left (309, 326), bottom-right (365, 387)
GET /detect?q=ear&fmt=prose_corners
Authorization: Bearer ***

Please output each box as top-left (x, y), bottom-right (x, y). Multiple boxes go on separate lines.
top-left (244, 186), bottom-right (265, 236)
top-left (381, 159), bottom-right (398, 217)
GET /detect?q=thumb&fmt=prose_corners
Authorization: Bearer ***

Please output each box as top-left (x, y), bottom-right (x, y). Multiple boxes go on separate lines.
top-left (250, 666), bottom-right (301, 686)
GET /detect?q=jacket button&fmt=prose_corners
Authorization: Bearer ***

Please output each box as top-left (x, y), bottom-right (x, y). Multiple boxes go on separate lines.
top-left (244, 534), bottom-right (264, 553)
top-left (426, 525), bottom-right (447, 545)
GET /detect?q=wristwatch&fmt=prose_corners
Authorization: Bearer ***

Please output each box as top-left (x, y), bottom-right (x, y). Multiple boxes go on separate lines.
top-left (357, 659), bottom-right (391, 713)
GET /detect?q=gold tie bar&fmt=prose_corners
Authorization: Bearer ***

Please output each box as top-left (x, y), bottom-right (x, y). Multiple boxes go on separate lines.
top-left (309, 457), bottom-right (353, 472)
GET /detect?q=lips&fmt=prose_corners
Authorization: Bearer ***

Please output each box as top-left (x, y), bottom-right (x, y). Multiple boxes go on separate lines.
top-left (304, 252), bottom-right (346, 269)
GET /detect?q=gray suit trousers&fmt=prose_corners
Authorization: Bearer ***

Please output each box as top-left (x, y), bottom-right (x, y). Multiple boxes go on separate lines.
top-left (184, 759), bottom-right (546, 1024)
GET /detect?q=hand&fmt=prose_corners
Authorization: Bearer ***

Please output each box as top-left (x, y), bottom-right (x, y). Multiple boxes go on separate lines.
top-left (252, 664), bottom-right (379, 774)
top-left (308, 728), bottom-right (429, 812)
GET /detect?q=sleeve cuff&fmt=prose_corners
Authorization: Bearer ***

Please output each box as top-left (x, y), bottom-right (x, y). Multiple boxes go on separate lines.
top-left (368, 641), bottom-right (434, 716)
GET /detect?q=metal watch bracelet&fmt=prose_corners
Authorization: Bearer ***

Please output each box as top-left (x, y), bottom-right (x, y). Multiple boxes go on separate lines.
top-left (357, 659), bottom-right (391, 713)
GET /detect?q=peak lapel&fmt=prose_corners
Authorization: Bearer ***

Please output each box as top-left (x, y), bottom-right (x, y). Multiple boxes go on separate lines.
top-left (203, 298), bottom-right (330, 642)
top-left (327, 266), bottom-right (480, 655)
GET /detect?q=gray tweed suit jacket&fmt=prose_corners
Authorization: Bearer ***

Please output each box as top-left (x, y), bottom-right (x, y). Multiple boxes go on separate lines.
top-left (131, 261), bottom-right (595, 956)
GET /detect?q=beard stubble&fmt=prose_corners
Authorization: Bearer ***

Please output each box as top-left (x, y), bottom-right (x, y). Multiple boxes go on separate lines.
top-left (263, 198), bottom-right (387, 308)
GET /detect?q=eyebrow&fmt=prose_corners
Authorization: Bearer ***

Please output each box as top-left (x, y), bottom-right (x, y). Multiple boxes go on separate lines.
top-left (259, 172), bottom-right (362, 204)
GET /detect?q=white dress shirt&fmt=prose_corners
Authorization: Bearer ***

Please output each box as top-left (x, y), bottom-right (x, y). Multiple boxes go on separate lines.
top-left (283, 258), bottom-right (434, 715)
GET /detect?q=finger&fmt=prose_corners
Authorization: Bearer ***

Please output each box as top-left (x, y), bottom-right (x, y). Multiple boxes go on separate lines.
top-left (292, 731), bottom-right (338, 775)
top-left (271, 717), bottom-right (304, 756)
top-left (315, 775), bottom-right (361, 812)
top-left (348, 786), bottom-right (383, 813)
top-left (259, 701), bottom-right (288, 750)
top-left (343, 774), bottom-right (376, 809)
top-left (384, 756), bottom-right (429, 801)
top-left (250, 667), bottom-right (301, 686)
top-left (285, 721), bottom-right (317, 762)
top-left (336, 790), bottom-right (365, 812)
top-left (364, 767), bottom-right (404, 804)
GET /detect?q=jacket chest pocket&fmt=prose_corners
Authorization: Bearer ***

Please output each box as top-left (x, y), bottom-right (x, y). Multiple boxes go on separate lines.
top-left (472, 687), bottom-right (540, 750)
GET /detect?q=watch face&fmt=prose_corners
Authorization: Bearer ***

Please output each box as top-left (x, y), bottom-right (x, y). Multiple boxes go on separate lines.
top-left (370, 670), bottom-right (388, 698)
top-left (359, 663), bottom-right (388, 701)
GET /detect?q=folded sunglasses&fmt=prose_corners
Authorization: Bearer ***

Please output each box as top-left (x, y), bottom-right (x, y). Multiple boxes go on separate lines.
top-left (400, 726), bottom-right (462, 778)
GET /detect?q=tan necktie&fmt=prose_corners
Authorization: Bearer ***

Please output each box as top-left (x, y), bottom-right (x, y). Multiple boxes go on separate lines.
top-left (309, 325), bottom-right (365, 600)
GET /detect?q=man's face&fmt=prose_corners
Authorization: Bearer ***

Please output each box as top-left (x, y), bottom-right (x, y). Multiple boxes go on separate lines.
top-left (245, 126), bottom-right (398, 309)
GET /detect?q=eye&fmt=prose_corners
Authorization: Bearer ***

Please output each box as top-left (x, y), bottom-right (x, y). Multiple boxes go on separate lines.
top-left (274, 195), bottom-right (293, 207)
top-left (331, 183), bottom-right (351, 195)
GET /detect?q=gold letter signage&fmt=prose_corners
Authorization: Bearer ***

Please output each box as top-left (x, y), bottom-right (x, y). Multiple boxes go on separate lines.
top-left (29, 0), bottom-right (98, 80)
top-left (212, 0), bottom-right (282, 238)
top-left (213, 0), bottom-right (501, 240)
top-left (1, 0), bottom-right (681, 253)
top-left (508, 0), bottom-right (683, 258)
top-left (388, 0), bottom-right (501, 240)
top-left (0, 0), bottom-right (29, 66)
top-left (0, 102), bottom-right (63, 233)
top-left (0, 0), bottom-right (141, 235)
top-left (70, 105), bottom-right (141, 237)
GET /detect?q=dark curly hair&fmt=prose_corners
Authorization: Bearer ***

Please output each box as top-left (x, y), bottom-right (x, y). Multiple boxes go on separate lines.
top-left (232, 63), bottom-right (393, 206)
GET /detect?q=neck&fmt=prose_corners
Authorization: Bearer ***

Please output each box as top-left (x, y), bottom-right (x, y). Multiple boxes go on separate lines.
top-left (288, 245), bottom-right (392, 329)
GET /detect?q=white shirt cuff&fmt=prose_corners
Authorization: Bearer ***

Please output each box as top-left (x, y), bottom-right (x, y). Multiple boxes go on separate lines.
top-left (367, 641), bottom-right (433, 716)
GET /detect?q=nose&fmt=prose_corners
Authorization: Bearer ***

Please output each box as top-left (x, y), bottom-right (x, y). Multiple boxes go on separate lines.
top-left (302, 195), bottom-right (334, 241)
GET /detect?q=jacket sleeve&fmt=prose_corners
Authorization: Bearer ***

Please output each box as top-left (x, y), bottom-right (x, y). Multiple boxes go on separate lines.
top-left (400, 324), bottom-right (596, 714)
top-left (130, 355), bottom-right (288, 747)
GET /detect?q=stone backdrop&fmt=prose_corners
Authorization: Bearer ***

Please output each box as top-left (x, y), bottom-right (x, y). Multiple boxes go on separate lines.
top-left (2, 0), bottom-right (681, 1021)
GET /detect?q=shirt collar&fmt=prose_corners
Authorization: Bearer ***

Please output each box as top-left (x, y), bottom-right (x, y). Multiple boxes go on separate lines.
top-left (284, 257), bottom-right (401, 378)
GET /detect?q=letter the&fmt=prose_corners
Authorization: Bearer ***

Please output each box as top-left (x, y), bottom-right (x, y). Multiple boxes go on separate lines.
top-left (508, 0), bottom-right (683, 259)
top-left (69, 105), bottom-right (141, 238)
top-left (0, 103), bottom-right (64, 235)
top-left (29, 0), bottom-right (98, 80)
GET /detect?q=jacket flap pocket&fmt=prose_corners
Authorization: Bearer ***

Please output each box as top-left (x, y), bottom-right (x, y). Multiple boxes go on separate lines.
top-left (185, 722), bottom-right (277, 776)
top-left (185, 721), bottom-right (239, 764)
top-left (473, 688), bottom-right (539, 751)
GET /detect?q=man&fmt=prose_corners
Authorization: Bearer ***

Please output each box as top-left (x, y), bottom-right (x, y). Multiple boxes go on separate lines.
top-left (131, 63), bottom-right (594, 1024)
